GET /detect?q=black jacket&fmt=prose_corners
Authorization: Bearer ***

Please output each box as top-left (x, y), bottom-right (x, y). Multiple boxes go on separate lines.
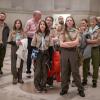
top-left (2, 23), bottom-right (10, 48)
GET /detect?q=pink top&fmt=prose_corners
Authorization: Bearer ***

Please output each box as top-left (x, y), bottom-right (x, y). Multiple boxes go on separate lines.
top-left (24, 18), bottom-right (38, 38)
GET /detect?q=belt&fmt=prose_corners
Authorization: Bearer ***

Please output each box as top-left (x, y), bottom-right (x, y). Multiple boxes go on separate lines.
top-left (92, 46), bottom-right (99, 49)
top-left (66, 47), bottom-right (76, 51)
top-left (39, 49), bottom-right (48, 53)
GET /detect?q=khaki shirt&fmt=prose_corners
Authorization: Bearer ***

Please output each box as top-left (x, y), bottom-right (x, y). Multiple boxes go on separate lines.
top-left (59, 28), bottom-right (79, 42)
top-left (8, 30), bottom-right (25, 42)
top-left (31, 32), bottom-right (50, 50)
top-left (89, 28), bottom-right (100, 47)
top-left (0, 24), bottom-right (4, 43)
top-left (49, 28), bottom-right (55, 46)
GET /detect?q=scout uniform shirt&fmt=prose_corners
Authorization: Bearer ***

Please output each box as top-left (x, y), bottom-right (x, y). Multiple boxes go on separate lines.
top-left (60, 28), bottom-right (79, 44)
top-left (8, 30), bottom-right (25, 44)
top-left (88, 25), bottom-right (100, 47)
top-left (31, 32), bottom-right (50, 51)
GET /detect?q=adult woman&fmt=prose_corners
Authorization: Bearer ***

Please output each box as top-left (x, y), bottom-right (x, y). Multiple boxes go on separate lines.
top-left (87, 16), bottom-right (100, 87)
top-left (59, 16), bottom-right (85, 97)
top-left (79, 19), bottom-right (91, 86)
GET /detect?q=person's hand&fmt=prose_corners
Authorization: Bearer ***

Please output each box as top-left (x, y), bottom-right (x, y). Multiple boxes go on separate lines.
top-left (16, 41), bottom-right (22, 45)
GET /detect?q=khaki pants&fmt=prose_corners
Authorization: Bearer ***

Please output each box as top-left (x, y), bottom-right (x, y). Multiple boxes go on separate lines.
top-left (34, 50), bottom-right (49, 89)
top-left (60, 48), bottom-right (84, 91)
top-left (91, 47), bottom-right (100, 83)
top-left (83, 58), bottom-right (91, 82)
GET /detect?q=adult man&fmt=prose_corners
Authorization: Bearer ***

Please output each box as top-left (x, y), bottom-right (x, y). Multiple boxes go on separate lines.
top-left (24, 10), bottom-right (42, 78)
top-left (0, 12), bottom-right (10, 74)
top-left (58, 16), bottom-right (64, 25)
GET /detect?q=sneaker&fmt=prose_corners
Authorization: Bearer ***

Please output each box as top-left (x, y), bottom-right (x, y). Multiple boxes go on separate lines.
top-left (78, 90), bottom-right (85, 97)
top-left (60, 90), bottom-right (67, 96)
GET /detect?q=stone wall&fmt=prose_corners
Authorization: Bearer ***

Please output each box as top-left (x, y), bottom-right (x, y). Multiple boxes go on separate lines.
top-left (0, 0), bottom-right (100, 28)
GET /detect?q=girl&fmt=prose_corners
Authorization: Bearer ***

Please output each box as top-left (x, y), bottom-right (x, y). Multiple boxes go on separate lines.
top-left (31, 20), bottom-right (50, 92)
top-left (8, 19), bottom-right (25, 84)
top-left (59, 16), bottom-right (85, 97)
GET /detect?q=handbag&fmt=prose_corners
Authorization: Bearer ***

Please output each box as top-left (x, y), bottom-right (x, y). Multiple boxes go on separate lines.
top-left (31, 48), bottom-right (40, 60)
top-left (31, 41), bottom-right (42, 60)
top-left (31, 34), bottom-right (46, 60)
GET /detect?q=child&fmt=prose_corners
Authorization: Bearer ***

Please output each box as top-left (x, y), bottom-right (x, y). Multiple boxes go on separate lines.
top-left (31, 20), bottom-right (50, 92)
top-left (8, 19), bottom-right (25, 84)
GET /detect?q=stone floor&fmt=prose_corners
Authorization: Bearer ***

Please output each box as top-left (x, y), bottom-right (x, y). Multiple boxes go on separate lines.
top-left (0, 45), bottom-right (100, 100)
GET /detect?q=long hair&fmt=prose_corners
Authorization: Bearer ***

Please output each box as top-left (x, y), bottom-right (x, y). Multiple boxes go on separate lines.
top-left (64, 16), bottom-right (76, 33)
top-left (13, 19), bottom-right (23, 31)
top-left (37, 20), bottom-right (50, 36)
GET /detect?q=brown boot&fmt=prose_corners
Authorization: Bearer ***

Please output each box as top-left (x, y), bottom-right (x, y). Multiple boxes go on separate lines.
top-left (18, 69), bottom-right (24, 84)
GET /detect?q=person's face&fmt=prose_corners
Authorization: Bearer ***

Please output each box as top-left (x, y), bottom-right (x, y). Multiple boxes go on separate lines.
top-left (15, 21), bottom-right (21, 30)
top-left (0, 13), bottom-right (6, 22)
top-left (45, 17), bottom-right (53, 28)
top-left (80, 20), bottom-right (88, 28)
top-left (66, 17), bottom-right (74, 28)
top-left (80, 20), bottom-right (88, 31)
top-left (56, 24), bottom-right (62, 31)
top-left (40, 21), bottom-right (46, 32)
top-left (34, 13), bottom-right (41, 22)
top-left (90, 19), bottom-right (97, 28)
top-left (58, 16), bottom-right (64, 24)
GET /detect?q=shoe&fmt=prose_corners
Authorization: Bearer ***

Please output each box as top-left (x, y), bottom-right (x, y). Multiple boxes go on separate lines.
top-left (78, 90), bottom-right (85, 97)
top-left (43, 87), bottom-right (47, 93)
top-left (36, 87), bottom-right (42, 93)
top-left (48, 85), bottom-right (54, 89)
top-left (71, 81), bottom-right (76, 87)
top-left (60, 90), bottom-right (67, 96)
top-left (13, 78), bottom-right (18, 84)
top-left (88, 72), bottom-right (92, 76)
top-left (18, 79), bottom-right (24, 84)
top-left (26, 70), bottom-right (31, 74)
top-left (26, 73), bottom-right (31, 78)
top-left (82, 81), bottom-right (87, 86)
top-left (0, 70), bottom-right (3, 75)
top-left (92, 83), bottom-right (97, 88)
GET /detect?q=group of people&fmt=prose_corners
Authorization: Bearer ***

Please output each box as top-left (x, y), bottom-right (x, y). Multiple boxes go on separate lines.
top-left (0, 10), bottom-right (100, 98)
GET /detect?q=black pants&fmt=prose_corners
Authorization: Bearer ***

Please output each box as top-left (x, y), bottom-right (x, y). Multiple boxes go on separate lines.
top-left (0, 46), bottom-right (6, 70)
top-left (47, 46), bottom-right (54, 85)
top-left (27, 37), bottom-right (33, 73)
